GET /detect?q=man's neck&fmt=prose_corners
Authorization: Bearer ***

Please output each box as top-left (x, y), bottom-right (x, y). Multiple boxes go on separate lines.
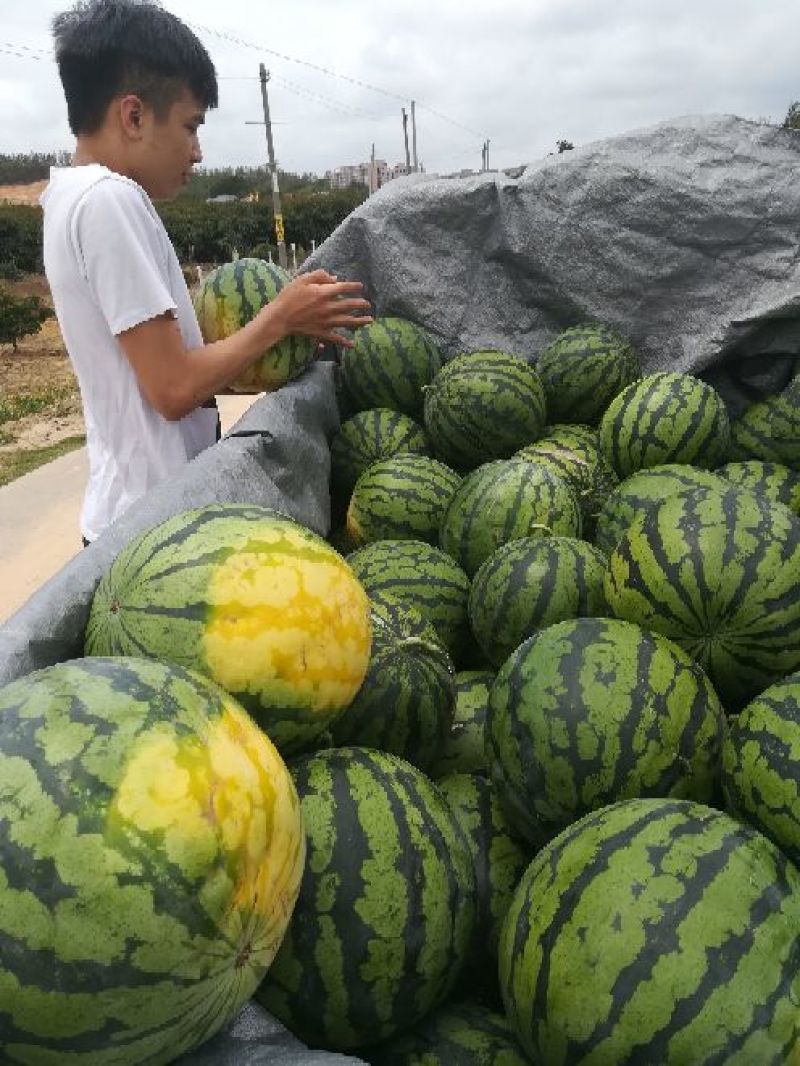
top-left (72, 136), bottom-right (125, 176)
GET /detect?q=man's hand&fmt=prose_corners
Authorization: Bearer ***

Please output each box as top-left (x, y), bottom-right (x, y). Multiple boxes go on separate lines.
top-left (267, 270), bottom-right (373, 348)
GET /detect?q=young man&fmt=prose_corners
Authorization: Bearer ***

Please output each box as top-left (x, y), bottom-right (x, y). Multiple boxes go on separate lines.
top-left (43, 0), bottom-right (371, 544)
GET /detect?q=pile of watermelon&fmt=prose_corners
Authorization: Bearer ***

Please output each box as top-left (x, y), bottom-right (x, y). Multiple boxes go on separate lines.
top-left (2, 301), bottom-right (800, 1065)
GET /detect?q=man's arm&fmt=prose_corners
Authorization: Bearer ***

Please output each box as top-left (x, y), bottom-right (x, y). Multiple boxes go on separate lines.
top-left (118, 270), bottom-right (371, 421)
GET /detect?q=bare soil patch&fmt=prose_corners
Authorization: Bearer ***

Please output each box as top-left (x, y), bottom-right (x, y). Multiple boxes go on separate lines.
top-left (0, 276), bottom-right (84, 478)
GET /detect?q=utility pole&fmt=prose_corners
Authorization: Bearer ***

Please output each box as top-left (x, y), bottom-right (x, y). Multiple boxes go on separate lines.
top-left (481, 142), bottom-right (486, 171)
top-left (410, 100), bottom-right (418, 172)
top-left (258, 63), bottom-right (287, 270)
top-left (402, 108), bottom-right (411, 171)
top-left (370, 142), bottom-right (376, 194)
top-left (485, 139), bottom-right (490, 171)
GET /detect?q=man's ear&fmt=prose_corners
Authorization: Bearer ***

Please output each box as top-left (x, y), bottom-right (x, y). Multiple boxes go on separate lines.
top-left (119, 94), bottom-right (147, 139)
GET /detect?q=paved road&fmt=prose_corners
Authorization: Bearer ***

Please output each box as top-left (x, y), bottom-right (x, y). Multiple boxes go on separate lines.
top-left (0, 395), bottom-right (257, 624)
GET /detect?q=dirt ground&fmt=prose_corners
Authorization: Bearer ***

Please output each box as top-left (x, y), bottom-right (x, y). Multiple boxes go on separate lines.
top-left (0, 275), bottom-right (84, 463)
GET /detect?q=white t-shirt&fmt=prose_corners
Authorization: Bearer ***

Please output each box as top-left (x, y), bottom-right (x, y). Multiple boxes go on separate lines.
top-left (41, 164), bottom-right (218, 542)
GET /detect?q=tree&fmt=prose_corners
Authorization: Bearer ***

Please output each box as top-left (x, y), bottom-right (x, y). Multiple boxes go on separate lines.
top-left (557, 139), bottom-right (575, 153)
top-left (0, 289), bottom-right (53, 350)
top-left (783, 102), bottom-right (800, 130)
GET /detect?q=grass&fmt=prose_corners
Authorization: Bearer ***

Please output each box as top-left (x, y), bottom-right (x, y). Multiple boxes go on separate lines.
top-left (0, 387), bottom-right (76, 425)
top-left (0, 435), bottom-right (85, 487)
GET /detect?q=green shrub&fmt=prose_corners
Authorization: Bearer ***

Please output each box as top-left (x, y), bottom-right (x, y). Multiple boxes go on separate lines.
top-left (0, 288), bottom-right (53, 350)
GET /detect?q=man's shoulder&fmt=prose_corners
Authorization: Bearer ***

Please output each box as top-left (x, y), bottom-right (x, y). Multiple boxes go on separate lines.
top-left (43, 166), bottom-right (156, 223)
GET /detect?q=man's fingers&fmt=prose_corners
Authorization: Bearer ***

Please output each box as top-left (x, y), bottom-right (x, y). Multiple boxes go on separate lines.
top-left (328, 315), bottom-right (373, 329)
top-left (319, 330), bottom-right (355, 348)
top-left (326, 298), bottom-right (372, 313)
top-left (301, 269), bottom-right (337, 283)
top-left (325, 280), bottom-right (367, 296)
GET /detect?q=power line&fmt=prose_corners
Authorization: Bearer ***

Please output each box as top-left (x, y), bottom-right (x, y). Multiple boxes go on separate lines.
top-left (272, 74), bottom-right (389, 122)
top-left (2, 24), bottom-right (489, 143)
top-left (188, 20), bottom-right (407, 102)
top-left (187, 20), bottom-right (486, 138)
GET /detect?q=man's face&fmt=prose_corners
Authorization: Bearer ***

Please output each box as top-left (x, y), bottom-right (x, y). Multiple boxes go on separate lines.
top-left (134, 88), bottom-right (205, 201)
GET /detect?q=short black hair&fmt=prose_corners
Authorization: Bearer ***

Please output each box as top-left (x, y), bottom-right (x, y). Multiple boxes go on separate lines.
top-left (53, 0), bottom-right (218, 135)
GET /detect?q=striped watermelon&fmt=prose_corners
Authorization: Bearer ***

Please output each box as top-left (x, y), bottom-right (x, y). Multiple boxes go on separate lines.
top-left (331, 408), bottom-right (431, 502)
top-left (330, 593), bottom-right (455, 771)
top-left (346, 453), bottom-right (461, 548)
top-left (499, 797), bottom-right (800, 1064)
top-left (367, 1002), bottom-right (528, 1065)
top-left (437, 772), bottom-right (529, 999)
top-left (722, 671), bottom-right (800, 865)
top-left (84, 504), bottom-right (371, 755)
top-left (515, 423), bottom-right (618, 536)
top-left (469, 536), bottom-right (608, 668)
top-left (605, 486), bottom-right (800, 707)
top-left (717, 459), bottom-right (800, 515)
top-left (255, 747), bottom-right (477, 1050)
top-left (340, 316), bottom-right (442, 419)
top-left (599, 372), bottom-right (731, 479)
top-left (534, 323), bottom-right (641, 425)
top-left (486, 618), bottom-right (725, 846)
top-left (728, 378), bottom-right (800, 469)
top-left (347, 539), bottom-right (471, 664)
top-left (440, 459), bottom-right (582, 577)
top-left (193, 258), bottom-right (317, 393)
top-left (430, 670), bottom-right (495, 779)
top-left (593, 463), bottom-right (729, 558)
top-left (0, 656), bottom-right (304, 1064)
top-left (423, 350), bottom-right (546, 470)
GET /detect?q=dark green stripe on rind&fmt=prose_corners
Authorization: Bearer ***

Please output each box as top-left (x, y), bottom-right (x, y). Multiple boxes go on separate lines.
top-left (516, 423), bottom-right (618, 536)
top-left (440, 459), bottom-right (582, 577)
top-left (341, 317), bottom-right (442, 419)
top-left (84, 503), bottom-right (358, 753)
top-left (0, 657), bottom-right (279, 1063)
top-left (194, 259), bottom-right (315, 390)
top-left (367, 1001), bottom-right (528, 1065)
top-left (717, 460), bottom-right (800, 515)
top-left (728, 380), bottom-right (800, 469)
top-left (331, 595), bottom-right (455, 772)
top-left (429, 670), bottom-right (495, 779)
top-left (604, 485), bottom-right (800, 707)
top-left (347, 540), bottom-right (472, 665)
top-left (485, 617), bottom-right (725, 846)
top-left (255, 747), bottom-right (477, 1050)
top-left (347, 454), bottom-right (461, 547)
top-left (423, 350), bottom-right (546, 471)
top-left (535, 323), bottom-right (642, 425)
top-left (593, 464), bottom-right (729, 558)
top-left (599, 372), bottom-right (731, 479)
top-left (437, 772), bottom-right (528, 991)
top-left (499, 798), bottom-right (800, 1065)
top-left (722, 671), bottom-right (800, 865)
top-left (331, 409), bottom-right (431, 499)
top-left (469, 536), bottom-right (608, 667)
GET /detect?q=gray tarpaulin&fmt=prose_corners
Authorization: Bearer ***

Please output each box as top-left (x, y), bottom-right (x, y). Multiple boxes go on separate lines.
top-left (306, 113), bottom-right (800, 416)
top-left (1, 112), bottom-right (799, 1064)
top-left (0, 361), bottom-right (339, 685)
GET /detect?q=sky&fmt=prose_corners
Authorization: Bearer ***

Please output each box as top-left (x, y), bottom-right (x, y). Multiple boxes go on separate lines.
top-left (2, 0), bottom-right (800, 177)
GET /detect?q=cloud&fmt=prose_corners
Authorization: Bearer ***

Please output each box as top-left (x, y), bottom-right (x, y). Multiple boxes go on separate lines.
top-left (3, 0), bottom-right (799, 175)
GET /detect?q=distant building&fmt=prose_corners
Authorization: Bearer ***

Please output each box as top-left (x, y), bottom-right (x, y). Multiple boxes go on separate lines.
top-left (325, 160), bottom-right (421, 193)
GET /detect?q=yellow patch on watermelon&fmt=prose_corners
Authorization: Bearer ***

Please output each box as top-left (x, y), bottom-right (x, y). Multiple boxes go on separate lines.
top-left (110, 698), bottom-right (305, 971)
top-left (202, 530), bottom-right (372, 717)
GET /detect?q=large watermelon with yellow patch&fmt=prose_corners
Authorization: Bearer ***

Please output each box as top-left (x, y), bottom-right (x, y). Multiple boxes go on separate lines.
top-left (0, 656), bottom-right (305, 1064)
top-left (84, 504), bottom-right (372, 755)
top-left (193, 258), bottom-right (317, 393)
